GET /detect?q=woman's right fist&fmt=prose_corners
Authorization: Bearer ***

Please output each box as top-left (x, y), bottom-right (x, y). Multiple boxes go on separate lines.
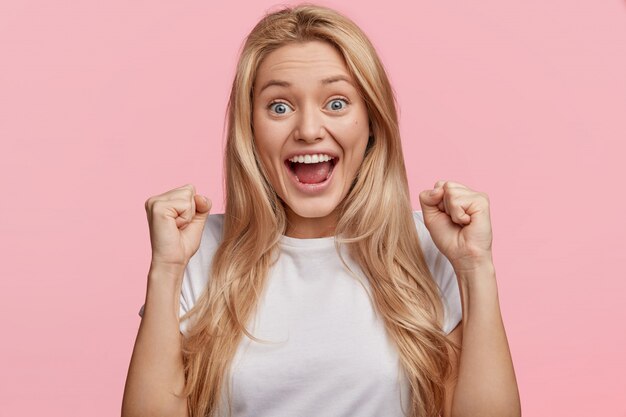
top-left (144, 184), bottom-right (212, 269)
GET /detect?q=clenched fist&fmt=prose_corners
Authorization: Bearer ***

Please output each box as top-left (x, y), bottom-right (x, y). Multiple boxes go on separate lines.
top-left (144, 183), bottom-right (211, 269)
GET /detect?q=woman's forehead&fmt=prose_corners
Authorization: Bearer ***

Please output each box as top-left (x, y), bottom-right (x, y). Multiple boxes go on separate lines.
top-left (254, 41), bottom-right (354, 93)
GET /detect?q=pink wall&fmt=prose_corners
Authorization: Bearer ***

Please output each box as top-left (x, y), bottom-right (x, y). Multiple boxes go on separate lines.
top-left (1, 1), bottom-right (625, 415)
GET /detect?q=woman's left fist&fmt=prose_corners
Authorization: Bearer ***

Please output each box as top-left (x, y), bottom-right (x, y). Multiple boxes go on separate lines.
top-left (418, 180), bottom-right (493, 273)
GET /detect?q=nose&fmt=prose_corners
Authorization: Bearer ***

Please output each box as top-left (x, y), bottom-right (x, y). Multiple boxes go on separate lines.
top-left (294, 102), bottom-right (324, 143)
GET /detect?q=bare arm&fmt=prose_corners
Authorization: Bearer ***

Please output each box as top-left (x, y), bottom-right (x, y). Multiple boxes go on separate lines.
top-left (450, 262), bottom-right (521, 417)
top-left (122, 263), bottom-right (188, 417)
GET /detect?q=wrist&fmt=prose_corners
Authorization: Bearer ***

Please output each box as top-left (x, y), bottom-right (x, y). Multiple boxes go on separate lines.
top-left (454, 261), bottom-right (497, 293)
top-left (149, 261), bottom-right (185, 279)
top-left (454, 258), bottom-right (495, 275)
top-left (147, 263), bottom-right (185, 296)
top-left (145, 264), bottom-right (185, 318)
top-left (451, 251), bottom-right (494, 274)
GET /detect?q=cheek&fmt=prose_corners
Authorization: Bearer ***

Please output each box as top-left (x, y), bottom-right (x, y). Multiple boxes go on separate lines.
top-left (254, 139), bottom-right (277, 177)
top-left (334, 109), bottom-right (369, 139)
top-left (253, 132), bottom-right (282, 182)
top-left (336, 121), bottom-right (369, 152)
top-left (252, 115), bottom-right (274, 156)
top-left (253, 121), bottom-right (291, 170)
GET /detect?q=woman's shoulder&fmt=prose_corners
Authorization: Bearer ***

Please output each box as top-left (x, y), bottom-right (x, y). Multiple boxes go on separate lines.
top-left (412, 209), bottom-right (425, 224)
top-left (411, 209), bottom-right (452, 274)
top-left (203, 212), bottom-right (225, 243)
top-left (411, 210), bottom-right (435, 256)
top-left (187, 213), bottom-right (224, 268)
top-left (412, 210), bottom-right (462, 334)
top-left (177, 213), bottom-right (224, 319)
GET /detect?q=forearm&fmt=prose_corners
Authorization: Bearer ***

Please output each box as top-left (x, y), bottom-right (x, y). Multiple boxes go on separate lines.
top-left (122, 264), bottom-right (188, 417)
top-left (451, 262), bottom-right (521, 417)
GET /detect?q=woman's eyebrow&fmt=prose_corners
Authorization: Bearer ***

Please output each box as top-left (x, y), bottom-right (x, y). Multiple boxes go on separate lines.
top-left (258, 75), bottom-right (354, 94)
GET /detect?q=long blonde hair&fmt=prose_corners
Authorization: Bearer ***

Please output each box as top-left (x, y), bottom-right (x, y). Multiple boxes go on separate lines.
top-left (179, 4), bottom-right (460, 416)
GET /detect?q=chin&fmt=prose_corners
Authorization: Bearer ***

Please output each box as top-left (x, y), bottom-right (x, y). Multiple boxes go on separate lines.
top-left (284, 196), bottom-right (340, 219)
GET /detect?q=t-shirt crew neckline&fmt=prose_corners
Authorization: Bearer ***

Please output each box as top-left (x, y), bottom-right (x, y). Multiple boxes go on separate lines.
top-left (279, 234), bottom-right (337, 248)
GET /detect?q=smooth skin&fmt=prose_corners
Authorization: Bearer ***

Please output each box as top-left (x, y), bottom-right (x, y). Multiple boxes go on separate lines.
top-left (419, 181), bottom-right (521, 417)
top-left (146, 184), bottom-right (212, 268)
top-left (252, 40), bottom-right (370, 238)
top-left (122, 184), bottom-right (210, 417)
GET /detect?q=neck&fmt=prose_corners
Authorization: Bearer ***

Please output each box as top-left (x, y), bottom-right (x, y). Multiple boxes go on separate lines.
top-left (284, 207), bottom-right (339, 238)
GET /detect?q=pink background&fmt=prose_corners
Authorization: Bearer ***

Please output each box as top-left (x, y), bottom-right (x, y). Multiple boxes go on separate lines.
top-left (1, 0), bottom-right (625, 415)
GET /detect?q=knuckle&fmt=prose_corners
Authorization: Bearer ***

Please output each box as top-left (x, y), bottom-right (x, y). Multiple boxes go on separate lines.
top-left (184, 184), bottom-right (195, 197)
top-left (151, 199), bottom-right (163, 210)
top-left (144, 197), bottom-right (154, 210)
top-left (151, 199), bottom-right (168, 214)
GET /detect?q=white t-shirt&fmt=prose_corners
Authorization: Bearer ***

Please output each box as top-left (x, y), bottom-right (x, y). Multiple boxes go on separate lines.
top-left (138, 210), bottom-right (463, 417)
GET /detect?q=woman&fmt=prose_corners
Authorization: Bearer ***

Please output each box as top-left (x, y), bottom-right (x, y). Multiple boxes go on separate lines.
top-left (123, 4), bottom-right (520, 417)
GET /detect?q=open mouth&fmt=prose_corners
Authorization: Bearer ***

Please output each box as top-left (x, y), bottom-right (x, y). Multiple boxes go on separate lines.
top-left (284, 157), bottom-right (338, 185)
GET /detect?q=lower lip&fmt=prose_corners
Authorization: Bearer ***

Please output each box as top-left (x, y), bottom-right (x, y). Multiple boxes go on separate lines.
top-left (284, 160), bottom-right (337, 195)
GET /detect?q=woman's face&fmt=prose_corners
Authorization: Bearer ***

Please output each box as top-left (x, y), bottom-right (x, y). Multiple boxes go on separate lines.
top-left (252, 40), bottom-right (370, 238)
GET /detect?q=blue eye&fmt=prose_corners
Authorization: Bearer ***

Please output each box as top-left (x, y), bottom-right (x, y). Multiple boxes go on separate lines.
top-left (268, 101), bottom-right (292, 115)
top-left (327, 98), bottom-right (348, 111)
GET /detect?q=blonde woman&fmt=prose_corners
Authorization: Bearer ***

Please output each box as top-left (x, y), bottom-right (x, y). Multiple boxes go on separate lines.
top-left (122, 4), bottom-right (520, 417)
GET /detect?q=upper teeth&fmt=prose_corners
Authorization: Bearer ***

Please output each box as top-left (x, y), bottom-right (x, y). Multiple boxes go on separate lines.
top-left (288, 154), bottom-right (335, 164)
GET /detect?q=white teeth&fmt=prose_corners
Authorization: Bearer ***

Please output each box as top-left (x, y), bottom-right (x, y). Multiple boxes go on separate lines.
top-left (288, 153), bottom-right (335, 164)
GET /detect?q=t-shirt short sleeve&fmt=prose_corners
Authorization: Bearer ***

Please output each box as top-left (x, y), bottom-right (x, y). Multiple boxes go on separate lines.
top-left (138, 213), bottom-right (225, 337)
top-left (413, 210), bottom-right (463, 335)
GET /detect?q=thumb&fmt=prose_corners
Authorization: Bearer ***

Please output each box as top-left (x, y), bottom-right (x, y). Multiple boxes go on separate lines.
top-left (195, 195), bottom-right (212, 215)
top-left (418, 187), bottom-right (443, 217)
top-left (179, 195), bottom-right (212, 259)
top-left (183, 195), bottom-right (212, 233)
